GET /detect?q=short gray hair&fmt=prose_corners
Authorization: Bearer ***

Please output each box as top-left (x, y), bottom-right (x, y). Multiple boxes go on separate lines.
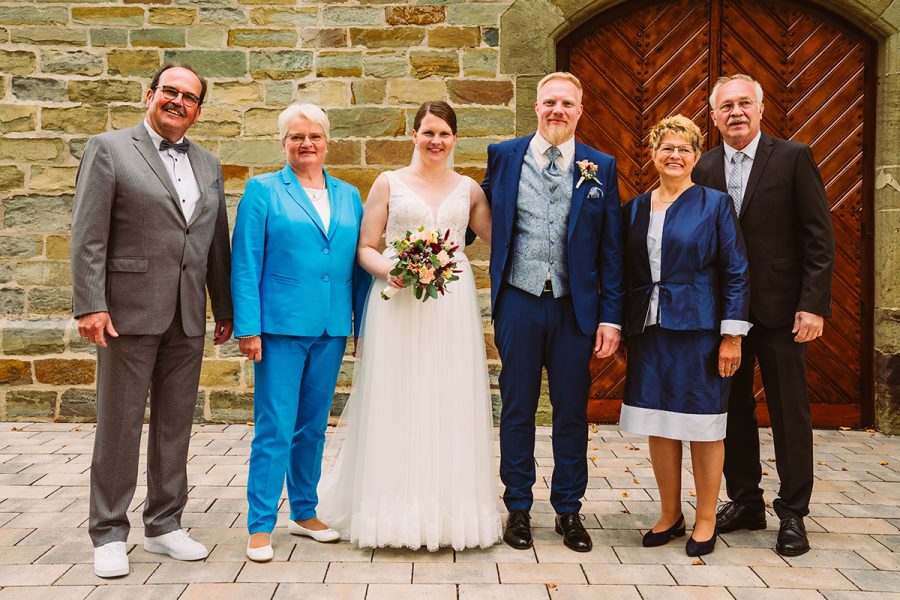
top-left (709, 74), bottom-right (764, 110)
top-left (277, 103), bottom-right (330, 141)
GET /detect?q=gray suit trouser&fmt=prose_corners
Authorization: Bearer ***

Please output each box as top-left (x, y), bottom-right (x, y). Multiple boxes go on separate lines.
top-left (89, 306), bottom-right (204, 546)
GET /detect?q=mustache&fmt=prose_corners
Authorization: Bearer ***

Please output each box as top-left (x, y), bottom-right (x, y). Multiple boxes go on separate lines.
top-left (161, 102), bottom-right (186, 117)
top-left (727, 116), bottom-right (748, 126)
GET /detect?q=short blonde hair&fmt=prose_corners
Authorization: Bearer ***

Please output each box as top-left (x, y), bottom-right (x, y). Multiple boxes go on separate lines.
top-left (536, 72), bottom-right (583, 101)
top-left (709, 74), bottom-right (764, 110)
top-left (278, 103), bottom-right (330, 142)
top-left (648, 114), bottom-right (704, 154)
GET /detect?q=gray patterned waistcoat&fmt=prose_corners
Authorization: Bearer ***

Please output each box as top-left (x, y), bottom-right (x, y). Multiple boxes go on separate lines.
top-left (505, 150), bottom-right (574, 297)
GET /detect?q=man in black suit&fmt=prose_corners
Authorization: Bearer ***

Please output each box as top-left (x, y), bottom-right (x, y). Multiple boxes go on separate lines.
top-left (692, 74), bottom-right (834, 556)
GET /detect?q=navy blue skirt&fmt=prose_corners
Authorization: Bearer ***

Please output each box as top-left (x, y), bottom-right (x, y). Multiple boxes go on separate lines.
top-left (620, 326), bottom-right (730, 441)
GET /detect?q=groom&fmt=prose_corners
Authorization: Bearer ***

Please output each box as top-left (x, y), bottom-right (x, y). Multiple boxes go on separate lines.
top-left (481, 72), bottom-right (624, 552)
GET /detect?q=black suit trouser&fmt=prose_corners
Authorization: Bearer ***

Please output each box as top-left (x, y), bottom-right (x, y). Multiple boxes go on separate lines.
top-left (724, 324), bottom-right (813, 520)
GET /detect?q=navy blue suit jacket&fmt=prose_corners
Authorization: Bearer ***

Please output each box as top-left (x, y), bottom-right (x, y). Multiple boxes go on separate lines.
top-left (622, 185), bottom-right (750, 337)
top-left (481, 135), bottom-right (625, 335)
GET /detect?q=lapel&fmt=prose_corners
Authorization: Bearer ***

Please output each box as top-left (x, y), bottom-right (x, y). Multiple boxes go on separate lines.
top-left (740, 132), bottom-right (773, 219)
top-left (567, 142), bottom-right (590, 241)
top-left (324, 168), bottom-right (340, 241)
top-left (185, 138), bottom-right (208, 227)
top-left (281, 165), bottom-right (327, 238)
top-left (502, 135), bottom-right (532, 245)
top-left (632, 193), bottom-right (652, 283)
top-left (131, 124), bottom-right (184, 221)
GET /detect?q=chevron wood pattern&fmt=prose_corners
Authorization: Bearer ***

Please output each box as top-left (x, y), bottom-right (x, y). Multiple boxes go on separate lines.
top-left (562, 0), bottom-right (874, 427)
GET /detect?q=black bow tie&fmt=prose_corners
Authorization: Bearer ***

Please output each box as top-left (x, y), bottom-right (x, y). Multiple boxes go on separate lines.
top-left (159, 139), bottom-right (189, 154)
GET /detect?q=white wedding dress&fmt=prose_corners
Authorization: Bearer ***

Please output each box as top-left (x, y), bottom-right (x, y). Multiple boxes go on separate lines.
top-left (317, 171), bottom-right (501, 551)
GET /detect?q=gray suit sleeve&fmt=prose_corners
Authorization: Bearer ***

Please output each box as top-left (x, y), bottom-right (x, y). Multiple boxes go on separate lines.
top-left (71, 136), bottom-right (114, 319)
top-left (206, 159), bottom-right (233, 321)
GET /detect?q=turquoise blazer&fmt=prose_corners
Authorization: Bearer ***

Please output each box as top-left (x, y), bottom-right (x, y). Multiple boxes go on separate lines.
top-left (231, 165), bottom-right (371, 338)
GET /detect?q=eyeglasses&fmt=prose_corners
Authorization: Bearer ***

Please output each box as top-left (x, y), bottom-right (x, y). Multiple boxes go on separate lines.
top-left (155, 85), bottom-right (201, 108)
top-left (716, 99), bottom-right (757, 113)
top-left (285, 133), bottom-right (326, 145)
top-left (657, 144), bottom-right (696, 156)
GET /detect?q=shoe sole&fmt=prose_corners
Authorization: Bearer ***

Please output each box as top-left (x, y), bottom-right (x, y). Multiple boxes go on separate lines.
top-left (555, 524), bottom-right (593, 553)
top-left (716, 521), bottom-right (767, 534)
top-left (288, 526), bottom-right (340, 543)
top-left (143, 542), bottom-right (208, 561)
top-left (502, 536), bottom-right (533, 550)
top-left (94, 566), bottom-right (129, 578)
top-left (776, 543), bottom-right (810, 557)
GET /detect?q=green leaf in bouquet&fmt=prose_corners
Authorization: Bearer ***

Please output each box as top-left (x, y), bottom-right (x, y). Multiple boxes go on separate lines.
top-left (389, 267), bottom-right (404, 276)
top-left (414, 286), bottom-right (423, 300)
top-left (426, 284), bottom-right (438, 299)
top-left (430, 256), bottom-right (441, 268)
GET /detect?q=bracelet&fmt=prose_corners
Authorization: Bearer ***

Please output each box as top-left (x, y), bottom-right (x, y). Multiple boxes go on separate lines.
top-left (236, 334), bottom-right (259, 340)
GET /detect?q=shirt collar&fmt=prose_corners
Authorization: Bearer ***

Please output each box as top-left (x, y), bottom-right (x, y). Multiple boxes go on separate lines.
top-left (144, 119), bottom-right (185, 151)
top-left (531, 132), bottom-right (576, 163)
top-left (723, 130), bottom-right (762, 162)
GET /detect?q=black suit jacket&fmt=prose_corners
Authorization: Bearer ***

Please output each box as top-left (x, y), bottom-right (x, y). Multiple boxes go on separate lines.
top-left (692, 133), bottom-right (834, 329)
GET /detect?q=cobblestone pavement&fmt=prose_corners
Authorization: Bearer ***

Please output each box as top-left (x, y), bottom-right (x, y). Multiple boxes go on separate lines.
top-left (1, 422), bottom-right (899, 599)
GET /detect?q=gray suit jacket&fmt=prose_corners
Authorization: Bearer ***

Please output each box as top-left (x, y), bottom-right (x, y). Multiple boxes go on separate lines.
top-left (71, 123), bottom-right (233, 337)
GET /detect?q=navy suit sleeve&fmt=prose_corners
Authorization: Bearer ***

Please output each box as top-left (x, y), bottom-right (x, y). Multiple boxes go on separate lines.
top-left (794, 145), bottom-right (834, 317)
top-left (716, 193), bottom-right (750, 322)
top-left (350, 187), bottom-right (373, 337)
top-left (597, 157), bottom-right (625, 326)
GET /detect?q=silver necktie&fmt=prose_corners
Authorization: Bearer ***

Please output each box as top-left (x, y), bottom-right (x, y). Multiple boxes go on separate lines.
top-left (728, 151), bottom-right (747, 214)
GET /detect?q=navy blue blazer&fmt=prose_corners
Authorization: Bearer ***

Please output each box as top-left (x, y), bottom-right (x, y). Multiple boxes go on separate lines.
top-left (623, 185), bottom-right (750, 337)
top-left (481, 135), bottom-right (625, 335)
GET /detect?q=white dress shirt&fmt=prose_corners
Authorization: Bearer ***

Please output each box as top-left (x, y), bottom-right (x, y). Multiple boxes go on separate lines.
top-left (303, 186), bottom-right (331, 234)
top-left (529, 133), bottom-right (575, 171)
top-left (144, 120), bottom-right (201, 223)
top-left (722, 130), bottom-right (762, 199)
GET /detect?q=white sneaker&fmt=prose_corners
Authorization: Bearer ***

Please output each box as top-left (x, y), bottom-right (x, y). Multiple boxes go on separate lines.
top-left (94, 541), bottom-right (129, 578)
top-left (288, 520), bottom-right (340, 543)
top-left (246, 538), bottom-right (274, 562)
top-left (143, 529), bottom-right (209, 560)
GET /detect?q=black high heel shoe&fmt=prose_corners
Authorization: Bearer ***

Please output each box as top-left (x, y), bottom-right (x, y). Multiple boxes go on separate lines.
top-left (685, 526), bottom-right (718, 557)
top-left (642, 514), bottom-right (686, 547)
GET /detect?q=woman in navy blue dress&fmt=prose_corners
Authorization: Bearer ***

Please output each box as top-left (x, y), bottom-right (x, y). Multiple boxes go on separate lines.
top-left (620, 115), bottom-right (750, 556)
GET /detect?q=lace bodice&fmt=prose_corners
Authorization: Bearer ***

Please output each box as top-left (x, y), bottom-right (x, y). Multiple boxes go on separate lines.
top-left (384, 172), bottom-right (471, 253)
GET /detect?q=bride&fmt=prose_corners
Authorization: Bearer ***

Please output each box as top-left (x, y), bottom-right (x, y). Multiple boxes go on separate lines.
top-left (317, 101), bottom-right (501, 550)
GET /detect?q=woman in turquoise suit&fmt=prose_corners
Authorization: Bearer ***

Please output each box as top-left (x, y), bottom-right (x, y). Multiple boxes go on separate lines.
top-left (231, 103), bottom-right (371, 561)
top-left (620, 115), bottom-right (749, 557)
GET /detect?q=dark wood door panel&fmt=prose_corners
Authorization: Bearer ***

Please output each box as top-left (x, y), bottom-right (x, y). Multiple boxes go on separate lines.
top-left (563, 0), bottom-right (874, 428)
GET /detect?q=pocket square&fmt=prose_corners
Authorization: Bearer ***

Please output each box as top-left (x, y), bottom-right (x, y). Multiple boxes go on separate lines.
top-left (587, 187), bottom-right (601, 199)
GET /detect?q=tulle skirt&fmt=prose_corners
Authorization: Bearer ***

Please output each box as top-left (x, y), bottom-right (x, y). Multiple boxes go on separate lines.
top-left (317, 257), bottom-right (502, 551)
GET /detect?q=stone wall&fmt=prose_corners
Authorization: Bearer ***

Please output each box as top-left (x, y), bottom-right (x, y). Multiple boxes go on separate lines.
top-left (0, 0), bottom-right (517, 423)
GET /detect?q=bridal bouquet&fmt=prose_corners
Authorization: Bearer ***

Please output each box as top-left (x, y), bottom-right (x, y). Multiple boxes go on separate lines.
top-left (381, 227), bottom-right (461, 302)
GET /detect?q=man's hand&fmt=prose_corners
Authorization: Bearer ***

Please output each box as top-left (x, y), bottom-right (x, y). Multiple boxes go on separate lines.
top-left (213, 319), bottom-right (234, 345)
top-left (239, 335), bottom-right (262, 362)
top-left (792, 311), bottom-right (824, 343)
top-left (594, 325), bottom-right (621, 359)
top-left (77, 312), bottom-right (118, 348)
top-left (718, 336), bottom-right (742, 377)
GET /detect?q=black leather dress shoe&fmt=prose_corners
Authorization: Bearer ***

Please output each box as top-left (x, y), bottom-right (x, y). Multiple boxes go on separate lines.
top-left (503, 510), bottom-right (532, 549)
top-left (685, 526), bottom-right (718, 557)
top-left (642, 514), bottom-right (686, 547)
top-left (715, 501), bottom-right (767, 534)
top-left (776, 515), bottom-right (810, 556)
top-left (555, 512), bottom-right (592, 552)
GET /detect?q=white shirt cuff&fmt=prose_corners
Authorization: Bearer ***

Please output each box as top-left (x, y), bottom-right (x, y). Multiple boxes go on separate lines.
top-left (599, 322), bottom-right (621, 331)
top-left (720, 320), bottom-right (752, 336)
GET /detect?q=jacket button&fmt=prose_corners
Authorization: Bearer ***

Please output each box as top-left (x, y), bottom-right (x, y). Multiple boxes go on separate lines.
top-left (323, 275), bottom-right (329, 282)
top-left (323, 248), bottom-right (330, 254)
top-left (185, 228), bottom-right (190, 235)
top-left (182, 265), bottom-right (187, 271)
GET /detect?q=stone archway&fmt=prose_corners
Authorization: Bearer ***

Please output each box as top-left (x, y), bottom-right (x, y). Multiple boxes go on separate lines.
top-left (497, 0), bottom-right (900, 432)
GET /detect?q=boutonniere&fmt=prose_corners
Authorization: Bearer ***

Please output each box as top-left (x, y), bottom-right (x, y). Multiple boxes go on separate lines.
top-left (575, 159), bottom-right (602, 194)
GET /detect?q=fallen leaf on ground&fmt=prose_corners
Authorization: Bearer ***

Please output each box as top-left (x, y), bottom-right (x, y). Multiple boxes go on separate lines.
top-left (692, 559), bottom-right (704, 565)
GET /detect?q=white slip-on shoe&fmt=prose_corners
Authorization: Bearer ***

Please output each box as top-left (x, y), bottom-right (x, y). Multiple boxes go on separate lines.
top-left (143, 529), bottom-right (209, 560)
top-left (288, 520), bottom-right (340, 543)
top-left (246, 538), bottom-right (274, 562)
top-left (94, 541), bottom-right (129, 578)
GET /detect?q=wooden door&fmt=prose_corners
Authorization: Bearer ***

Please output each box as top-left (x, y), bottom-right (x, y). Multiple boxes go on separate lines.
top-left (560, 0), bottom-right (875, 427)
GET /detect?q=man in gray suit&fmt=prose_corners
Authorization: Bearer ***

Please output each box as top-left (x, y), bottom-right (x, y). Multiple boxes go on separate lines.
top-left (71, 64), bottom-right (233, 578)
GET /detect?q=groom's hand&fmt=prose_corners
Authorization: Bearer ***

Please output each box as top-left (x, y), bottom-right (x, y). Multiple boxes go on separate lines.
top-left (594, 325), bottom-right (621, 359)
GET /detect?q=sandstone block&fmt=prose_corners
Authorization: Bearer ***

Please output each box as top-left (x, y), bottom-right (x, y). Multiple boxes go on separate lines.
top-left (0, 105), bottom-right (35, 133)
top-left (249, 50), bottom-right (313, 80)
top-left (0, 166), bottom-right (25, 190)
top-left (30, 167), bottom-right (78, 193)
top-left (265, 81), bottom-right (295, 104)
top-left (90, 28), bottom-right (128, 47)
top-left (301, 28), bottom-right (348, 48)
top-left (0, 50), bottom-right (36, 75)
top-left (12, 77), bottom-right (67, 102)
top-left (45, 235), bottom-right (70, 259)
top-left (0, 139), bottom-right (64, 161)
top-left (1, 194), bottom-right (72, 232)
top-left (296, 80), bottom-right (347, 107)
top-left (454, 137), bottom-right (491, 163)
top-left (34, 359), bottom-right (95, 385)
top-left (199, 360), bottom-right (242, 387)
top-left (483, 27), bottom-right (499, 47)
top-left (1, 320), bottom-right (67, 355)
top-left (0, 359), bottom-right (31, 384)
top-left (456, 107), bottom-right (514, 137)
top-left (72, 6), bottom-right (145, 27)
top-left (211, 81), bottom-right (263, 104)
top-left (59, 388), bottom-right (97, 422)
top-left (243, 108), bottom-right (282, 136)
top-left (222, 165), bottom-right (250, 192)
top-left (41, 50), bottom-right (104, 76)
top-left (13, 261), bottom-right (72, 287)
top-left (317, 51), bottom-right (364, 77)
top-left (0, 288), bottom-right (25, 314)
top-left (41, 106), bottom-right (108, 134)
top-left (187, 26), bottom-right (224, 48)
top-left (150, 7), bottom-right (196, 26)
top-left (110, 105), bottom-right (147, 129)
top-left (462, 48), bottom-right (498, 77)
top-left (329, 108), bottom-right (406, 138)
top-left (5, 390), bottom-right (56, 420)
top-left (228, 28), bottom-right (297, 48)
top-left (386, 79), bottom-right (447, 105)
top-left (131, 27), bottom-right (186, 48)
top-left (428, 26), bottom-right (480, 48)
top-left (447, 3), bottom-right (504, 26)
top-left (219, 140), bottom-right (284, 165)
top-left (199, 6), bottom-right (247, 25)
top-left (326, 167), bottom-right (382, 199)
top-left (385, 5), bottom-right (445, 26)
top-left (208, 390), bottom-right (254, 422)
top-left (363, 50), bottom-right (408, 77)
top-left (0, 235), bottom-right (39, 258)
top-left (327, 140), bottom-right (362, 166)
top-left (0, 6), bottom-right (67, 26)
top-left (107, 50), bottom-right (159, 77)
top-left (164, 50), bottom-right (248, 78)
top-left (243, 360), bottom-right (254, 387)
top-left (323, 6), bottom-right (384, 26)
top-left (350, 27), bottom-right (424, 48)
top-left (10, 27), bottom-right (86, 46)
top-left (27, 286), bottom-right (72, 314)
top-left (448, 80), bottom-right (514, 105)
top-left (189, 107), bottom-right (242, 137)
top-left (365, 139), bottom-right (413, 165)
top-left (250, 7), bottom-right (317, 27)
top-left (351, 80), bottom-right (386, 105)
top-left (410, 51), bottom-right (459, 78)
top-left (67, 80), bottom-right (143, 103)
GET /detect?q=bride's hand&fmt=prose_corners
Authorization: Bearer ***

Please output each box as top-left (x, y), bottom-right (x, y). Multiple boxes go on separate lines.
top-left (387, 274), bottom-right (404, 288)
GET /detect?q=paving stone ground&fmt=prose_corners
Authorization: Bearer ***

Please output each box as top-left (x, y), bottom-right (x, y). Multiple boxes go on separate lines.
top-left (0, 423), bottom-right (898, 599)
